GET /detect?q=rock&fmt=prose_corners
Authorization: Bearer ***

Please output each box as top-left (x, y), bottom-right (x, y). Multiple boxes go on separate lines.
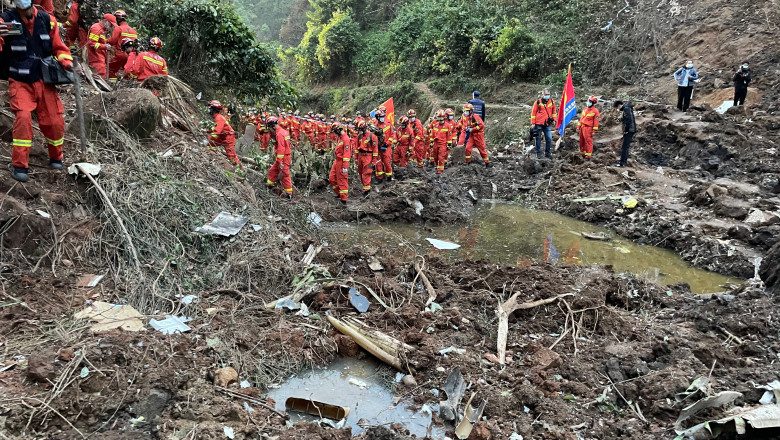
top-left (705, 184), bottom-right (728, 200)
top-left (527, 345), bottom-right (561, 371)
top-left (78, 88), bottom-right (161, 140)
top-left (760, 175), bottom-right (780, 193)
top-left (26, 349), bottom-right (57, 383)
top-left (467, 421), bottom-right (492, 440)
top-left (713, 197), bottom-right (750, 220)
top-left (335, 334), bottom-right (360, 357)
top-left (713, 78), bottom-right (725, 89)
top-left (401, 375), bottom-right (417, 387)
top-left (58, 348), bottom-right (75, 361)
top-left (213, 367), bottom-right (239, 387)
top-left (760, 242), bottom-right (780, 292)
top-left (134, 388), bottom-right (172, 422)
top-left (727, 225), bottom-right (752, 241)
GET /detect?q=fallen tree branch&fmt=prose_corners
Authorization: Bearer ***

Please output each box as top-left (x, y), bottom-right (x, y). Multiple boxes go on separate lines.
top-left (76, 165), bottom-right (142, 272)
top-left (328, 315), bottom-right (404, 371)
top-left (497, 292), bottom-right (574, 364)
top-left (414, 259), bottom-right (437, 308)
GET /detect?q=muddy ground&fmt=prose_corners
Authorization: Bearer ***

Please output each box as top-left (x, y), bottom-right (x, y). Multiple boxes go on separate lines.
top-left (2, 42), bottom-right (780, 440)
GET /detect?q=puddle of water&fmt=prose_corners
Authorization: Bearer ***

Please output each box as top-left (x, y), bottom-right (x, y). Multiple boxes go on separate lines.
top-left (327, 202), bottom-right (739, 294)
top-left (267, 357), bottom-right (445, 438)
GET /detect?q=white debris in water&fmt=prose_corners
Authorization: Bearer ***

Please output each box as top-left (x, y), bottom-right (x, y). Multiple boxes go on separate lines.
top-left (349, 378), bottom-right (368, 389)
top-left (426, 238), bottom-right (461, 250)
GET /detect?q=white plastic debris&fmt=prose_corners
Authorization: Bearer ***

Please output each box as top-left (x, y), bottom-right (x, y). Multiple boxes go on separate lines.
top-left (426, 238), bottom-right (461, 250)
top-left (243, 402), bottom-right (254, 413)
top-left (179, 295), bottom-right (197, 305)
top-left (715, 100), bottom-right (734, 114)
top-left (223, 426), bottom-right (235, 439)
top-left (438, 346), bottom-right (466, 356)
top-left (195, 212), bottom-right (249, 237)
top-left (349, 378), bottom-right (368, 389)
top-left (67, 162), bottom-right (102, 176)
top-left (149, 316), bottom-right (192, 334)
top-left (36, 210), bottom-right (51, 219)
top-left (307, 212), bottom-right (323, 227)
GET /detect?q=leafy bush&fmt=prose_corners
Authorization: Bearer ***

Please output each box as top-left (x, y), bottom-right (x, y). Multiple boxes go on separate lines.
top-left (316, 11), bottom-right (360, 78)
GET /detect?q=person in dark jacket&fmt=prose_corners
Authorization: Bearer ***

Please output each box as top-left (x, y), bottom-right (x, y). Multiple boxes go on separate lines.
top-left (733, 61), bottom-right (751, 106)
top-left (613, 101), bottom-right (636, 168)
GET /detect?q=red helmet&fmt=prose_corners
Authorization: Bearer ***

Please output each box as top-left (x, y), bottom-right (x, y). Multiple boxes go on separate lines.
top-left (407, 109), bottom-right (416, 117)
top-left (445, 108), bottom-right (454, 116)
top-left (588, 95), bottom-right (598, 104)
top-left (208, 100), bottom-right (223, 111)
top-left (399, 116), bottom-right (409, 125)
top-left (119, 37), bottom-right (134, 50)
top-left (114, 9), bottom-right (127, 19)
top-left (267, 116), bottom-right (279, 125)
top-left (435, 109), bottom-right (446, 120)
top-left (375, 109), bottom-right (386, 118)
top-left (356, 120), bottom-right (367, 130)
top-left (330, 122), bottom-right (342, 132)
top-left (463, 103), bottom-right (475, 112)
top-left (149, 37), bottom-right (163, 50)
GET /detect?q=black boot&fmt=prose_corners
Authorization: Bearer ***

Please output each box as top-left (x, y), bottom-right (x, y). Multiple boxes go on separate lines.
top-left (341, 199), bottom-right (347, 206)
top-left (362, 190), bottom-right (371, 199)
top-left (485, 162), bottom-right (493, 168)
top-left (49, 160), bottom-right (63, 170)
top-left (11, 167), bottom-right (28, 182)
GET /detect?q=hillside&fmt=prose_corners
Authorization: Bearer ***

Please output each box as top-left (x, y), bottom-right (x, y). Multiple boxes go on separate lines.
top-left (1, 0), bottom-right (780, 439)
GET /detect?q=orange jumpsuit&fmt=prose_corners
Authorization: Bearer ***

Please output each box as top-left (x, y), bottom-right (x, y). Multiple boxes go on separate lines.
top-left (302, 119), bottom-right (315, 148)
top-left (64, 1), bottom-right (87, 48)
top-left (329, 131), bottom-right (352, 201)
top-left (431, 121), bottom-right (453, 174)
top-left (33, 0), bottom-right (54, 13)
top-left (410, 118), bottom-right (425, 167)
top-left (393, 125), bottom-right (413, 167)
top-left (458, 114), bottom-right (489, 164)
top-left (375, 120), bottom-right (395, 181)
top-left (288, 116), bottom-right (300, 144)
top-left (315, 121), bottom-right (328, 150)
top-left (209, 113), bottom-right (239, 165)
top-left (1, 8), bottom-right (73, 171)
top-left (87, 22), bottom-right (111, 78)
top-left (577, 106), bottom-right (600, 159)
top-left (124, 50), bottom-right (167, 81)
top-left (356, 131), bottom-right (379, 192)
top-left (267, 125), bottom-right (293, 195)
top-left (107, 21), bottom-right (137, 80)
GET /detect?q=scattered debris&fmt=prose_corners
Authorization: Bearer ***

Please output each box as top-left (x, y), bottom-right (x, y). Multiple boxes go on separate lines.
top-left (438, 346), bottom-right (466, 356)
top-left (35, 210), bottom-right (51, 219)
top-left (349, 378), bottom-right (368, 389)
top-left (581, 231), bottom-right (610, 241)
top-left (307, 212), bottom-right (323, 227)
top-left (285, 397), bottom-right (349, 420)
top-left (76, 274), bottom-right (105, 288)
top-left (440, 367), bottom-right (466, 422)
top-left (195, 211), bottom-right (249, 236)
top-left (149, 315), bottom-right (192, 334)
top-left (223, 426), bottom-right (235, 439)
top-left (67, 162), bottom-right (101, 177)
top-left (497, 293), bottom-right (573, 364)
top-left (74, 301), bottom-right (144, 332)
top-left (455, 393), bottom-right (488, 439)
top-left (348, 287), bottom-right (371, 313)
top-left (368, 258), bottom-right (383, 271)
top-left (327, 315), bottom-right (408, 371)
top-left (426, 238), bottom-right (461, 250)
top-left (675, 391), bottom-right (743, 428)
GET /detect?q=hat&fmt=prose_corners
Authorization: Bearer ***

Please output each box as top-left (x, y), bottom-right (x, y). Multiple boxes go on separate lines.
top-left (473, 91), bottom-right (480, 96)
top-left (103, 13), bottom-right (117, 25)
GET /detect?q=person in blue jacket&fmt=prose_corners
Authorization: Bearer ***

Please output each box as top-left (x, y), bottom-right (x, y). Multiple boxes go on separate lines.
top-left (674, 60), bottom-right (699, 112)
top-left (468, 91), bottom-right (486, 120)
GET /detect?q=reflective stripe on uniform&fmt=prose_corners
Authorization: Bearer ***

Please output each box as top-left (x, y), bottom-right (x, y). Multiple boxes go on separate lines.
top-left (13, 139), bottom-right (32, 147)
top-left (45, 137), bottom-right (64, 146)
top-left (143, 56), bottom-right (164, 66)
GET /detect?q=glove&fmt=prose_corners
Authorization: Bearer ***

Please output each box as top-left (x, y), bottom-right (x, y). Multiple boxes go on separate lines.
top-left (342, 168), bottom-right (348, 174)
top-left (447, 142), bottom-right (453, 150)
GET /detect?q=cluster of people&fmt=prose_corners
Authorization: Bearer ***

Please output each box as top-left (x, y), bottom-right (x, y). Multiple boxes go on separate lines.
top-left (206, 98), bottom-right (495, 203)
top-left (0, 0), bottom-right (169, 182)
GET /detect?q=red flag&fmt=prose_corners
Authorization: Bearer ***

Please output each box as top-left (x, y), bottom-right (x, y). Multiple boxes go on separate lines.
top-left (557, 65), bottom-right (576, 136)
top-left (372, 97), bottom-right (395, 125)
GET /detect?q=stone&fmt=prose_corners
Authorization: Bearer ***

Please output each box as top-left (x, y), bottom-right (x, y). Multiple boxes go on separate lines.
top-left (26, 350), bottom-right (57, 383)
top-left (134, 388), bottom-right (172, 422)
top-left (77, 88), bottom-right (161, 140)
top-left (467, 421), bottom-right (492, 440)
top-left (213, 366), bottom-right (239, 387)
top-left (714, 197), bottom-right (750, 219)
top-left (58, 348), bottom-right (75, 362)
top-left (401, 375), bottom-right (417, 387)
top-left (527, 345), bottom-right (561, 371)
top-left (335, 334), bottom-right (360, 357)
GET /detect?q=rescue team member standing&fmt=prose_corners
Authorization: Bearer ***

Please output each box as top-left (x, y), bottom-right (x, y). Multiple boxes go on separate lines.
top-left (374, 108), bottom-right (395, 182)
top-left (674, 60), bottom-right (699, 112)
top-left (576, 95), bottom-right (600, 160)
top-left (356, 120), bottom-right (378, 198)
top-left (106, 9), bottom-right (136, 82)
top-left (0, 0), bottom-right (74, 182)
top-left (329, 122), bottom-right (351, 205)
top-left (207, 100), bottom-right (239, 166)
top-left (124, 37), bottom-right (167, 81)
top-left (612, 100), bottom-right (636, 168)
top-left (408, 109), bottom-right (425, 168)
top-left (531, 89), bottom-right (557, 159)
top-left (431, 110), bottom-right (453, 174)
top-left (733, 61), bottom-right (751, 106)
top-left (87, 13), bottom-right (115, 78)
top-left (393, 116), bottom-right (413, 168)
top-left (265, 117), bottom-right (293, 199)
top-left (457, 103), bottom-right (491, 167)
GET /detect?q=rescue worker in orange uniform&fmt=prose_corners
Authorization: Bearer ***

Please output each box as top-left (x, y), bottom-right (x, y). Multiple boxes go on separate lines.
top-left (354, 111), bottom-right (365, 126)
top-left (457, 103), bottom-right (491, 167)
top-left (87, 13), bottom-right (115, 78)
top-left (302, 112), bottom-right (315, 148)
top-left (374, 108), bottom-right (396, 182)
top-left (408, 109), bottom-right (425, 168)
top-left (424, 117), bottom-right (434, 166)
top-left (124, 37), bottom-right (167, 81)
top-left (431, 110), bottom-right (454, 174)
top-left (315, 114), bottom-right (329, 150)
top-left (531, 89), bottom-right (557, 158)
top-left (444, 108), bottom-right (457, 145)
top-left (576, 95), bottom-right (600, 160)
top-left (328, 114), bottom-right (338, 149)
top-left (207, 100), bottom-right (239, 166)
top-left (355, 120), bottom-right (378, 197)
top-left (1, 0), bottom-right (74, 182)
top-left (64, 1), bottom-right (86, 49)
top-left (289, 111), bottom-right (301, 145)
top-left (32, 0), bottom-right (53, 13)
top-left (106, 10), bottom-right (136, 82)
top-left (393, 116), bottom-right (413, 168)
top-left (266, 116), bottom-right (293, 199)
top-left (329, 122), bottom-right (351, 205)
